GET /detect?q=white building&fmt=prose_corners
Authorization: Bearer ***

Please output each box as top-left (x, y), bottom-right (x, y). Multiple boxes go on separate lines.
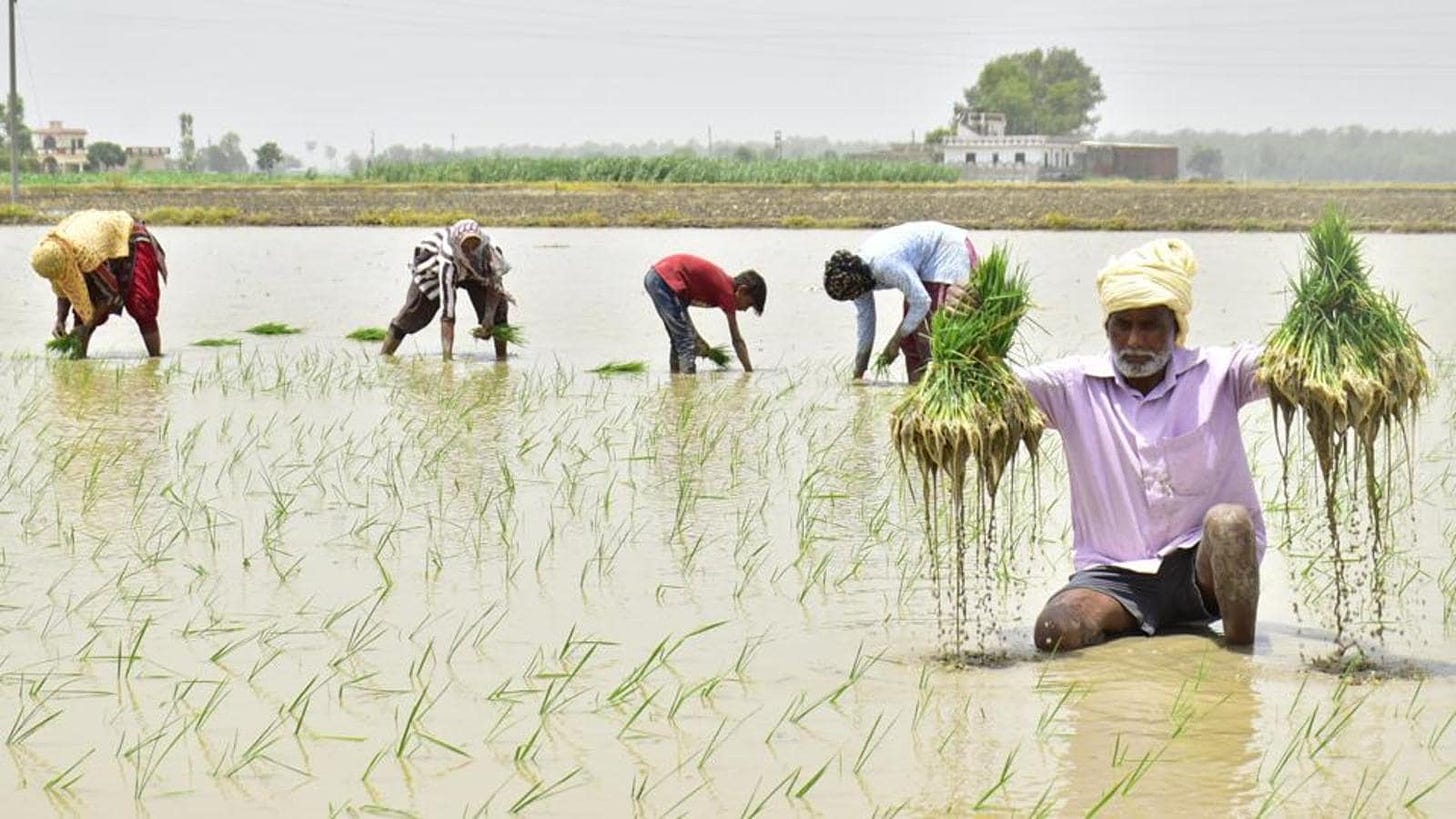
top-left (34, 120), bottom-right (88, 173)
top-left (940, 133), bottom-right (1085, 180)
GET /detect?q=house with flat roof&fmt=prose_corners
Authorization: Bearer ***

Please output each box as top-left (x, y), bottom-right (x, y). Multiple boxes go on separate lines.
top-left (939, 111), bottom-right (1177, 181)
top-left (126, 145), bottom-right (171, 172)
top-left (34, 120), bottom-right (88, 173)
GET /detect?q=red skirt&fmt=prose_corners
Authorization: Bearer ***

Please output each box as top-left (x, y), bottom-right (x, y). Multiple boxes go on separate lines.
top-left (899, 282), bottom-right (953, 383)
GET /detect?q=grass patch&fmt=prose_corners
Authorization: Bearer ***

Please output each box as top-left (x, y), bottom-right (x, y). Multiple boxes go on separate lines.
top-left (0, 203), bottom-right (37, 223)
top-left (589, 360), bottom-right (648, 374)
top-left (141, 206), bottom-right (243, 225)
top-left (193, 337), bottom-right (242, 347)
top-left (346, 327), bottom-right (389, 342)
top-left (245, 322), bottom-right (303, 336)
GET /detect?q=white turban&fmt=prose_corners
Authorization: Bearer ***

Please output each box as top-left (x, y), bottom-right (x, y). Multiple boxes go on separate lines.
top-left (1095, 238), bottom-right (1198, 346)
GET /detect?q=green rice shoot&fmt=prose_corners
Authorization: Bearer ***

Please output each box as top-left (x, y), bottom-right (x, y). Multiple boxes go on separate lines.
top-left (346, 327), bottom-right (389, 342)
top-left (45, 334), bottom-right (81, 358)
top-left (589, 360), bottom-right (649, 375)
top-left (889, 245), bottom-right (1043, 658)
top-left (700, 344), bottom-right (730, 368)
top-left (476, 323), bottom-right (525, 346)
top-left (245, 322), bottom-right (303, 336)
top-left (193, 337), bottom-right (243, 347)
top-left (1258, 205), bottom-right (1430, 651)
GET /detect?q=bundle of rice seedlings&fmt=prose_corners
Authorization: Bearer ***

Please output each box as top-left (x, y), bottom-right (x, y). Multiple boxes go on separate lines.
top-left (1260, 206), bottom-right (1429, 479)
top-left (589, 360), bottom-right (648, 374)
top-left (1258, 205), bottom-right (1430, 650)
top-left (473, 323), bottom-right (525, 346)
top-left (245, 322), bottom-right (302, 336)
top-left (890, 245), bottom-right (1043, 502)
top-left (888, 245), bottom-right (1043, 658)
top-left (45, 334), bottom-right (81, 358)
top-left (699, 344), bottom-right (730, 368)
top-left (346, 327), bottom-right (389, 342)
top-left (193, 337), bottom-right (242, 347)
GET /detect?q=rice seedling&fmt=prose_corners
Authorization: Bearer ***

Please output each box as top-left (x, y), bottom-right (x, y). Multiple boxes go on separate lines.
top-left (192, 337), bottom-right (242, 347)
top-left (473, 323), bottom-right (526, 346)
top-left (700, 344), bottom-right (731, 368)
top-left (888, 245), bottom-right (1043, 657)
top-left (245, 322), bottom-right (303, 336)
top-left (346, 327), bottom-right (389, 342)
top-left (44, 334), bottom-right (81, 358)
top-left (1259, 206), bottom-right (1431, 653)
top-left (589, 360), bottom-right (648, 375)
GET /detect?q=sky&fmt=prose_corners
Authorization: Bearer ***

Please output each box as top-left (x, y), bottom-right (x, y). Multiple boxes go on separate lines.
top-left (14, 0), bottom-right (1456, 161)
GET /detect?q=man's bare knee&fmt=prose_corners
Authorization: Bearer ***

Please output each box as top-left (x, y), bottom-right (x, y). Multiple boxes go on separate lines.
top-left (1034, 608), bottom-right (1078, 652)
top-left (1033, 589), bottom-right (1136, 653)
top-left (1033, 603), bottom-right (1098, 653)
top-left (1204, 504), bottom-right (1253, 544)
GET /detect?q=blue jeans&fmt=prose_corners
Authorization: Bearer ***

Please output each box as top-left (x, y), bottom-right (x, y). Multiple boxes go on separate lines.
top-left (644, 268), bottom-right (697, 373)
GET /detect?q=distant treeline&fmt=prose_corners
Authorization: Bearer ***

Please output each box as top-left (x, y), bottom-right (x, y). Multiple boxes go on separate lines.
top-left (1108, 127), bottom-right (1456, 182)
top-left (357, 155), bottom-right (959, 184)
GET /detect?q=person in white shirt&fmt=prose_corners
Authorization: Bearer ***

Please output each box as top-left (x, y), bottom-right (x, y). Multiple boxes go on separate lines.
top-left (822, 221), bottom-right (980, 382)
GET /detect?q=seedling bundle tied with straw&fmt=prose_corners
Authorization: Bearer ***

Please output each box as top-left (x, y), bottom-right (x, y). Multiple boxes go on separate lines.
top-left (1258, 206), bottom-right (1430, 655)
top-left (889, 245), bottom-right (1044, 658)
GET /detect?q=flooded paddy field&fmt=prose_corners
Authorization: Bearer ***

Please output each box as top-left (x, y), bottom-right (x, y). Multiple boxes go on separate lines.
top-left (1, 227), bottom-right (1455, 815)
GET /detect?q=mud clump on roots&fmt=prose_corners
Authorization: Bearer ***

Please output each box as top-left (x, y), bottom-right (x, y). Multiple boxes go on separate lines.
top-left (1259, 206), bottom-right (1430, 656)
top-left (890, 245), bottom-right (1045, 658)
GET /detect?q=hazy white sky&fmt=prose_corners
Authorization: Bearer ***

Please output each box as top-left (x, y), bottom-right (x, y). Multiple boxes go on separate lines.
top-left (16, 0), bottom-right (1456, 158)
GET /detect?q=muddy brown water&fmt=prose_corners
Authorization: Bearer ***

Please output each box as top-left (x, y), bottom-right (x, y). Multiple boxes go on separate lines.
top-left (1, 227), bottom-right (1454, 815)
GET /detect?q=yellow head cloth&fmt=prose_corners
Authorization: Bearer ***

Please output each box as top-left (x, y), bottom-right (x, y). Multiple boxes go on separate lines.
top-left (1095, 238), bottom-right (1198, 346)
top-left (29, 210), bottom-right (135, 325)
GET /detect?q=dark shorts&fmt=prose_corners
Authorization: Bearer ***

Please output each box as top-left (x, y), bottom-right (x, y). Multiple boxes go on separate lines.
top-left (1055, 546), bottom-right (1217, 636)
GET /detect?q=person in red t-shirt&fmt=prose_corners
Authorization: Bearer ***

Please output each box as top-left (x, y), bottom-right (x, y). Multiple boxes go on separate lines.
top-left (643, 254), bottom-right (766, 374)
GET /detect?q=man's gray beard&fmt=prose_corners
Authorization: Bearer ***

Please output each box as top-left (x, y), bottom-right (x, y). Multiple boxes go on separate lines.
top-left (1115, 346), bottom-right (1172, 379)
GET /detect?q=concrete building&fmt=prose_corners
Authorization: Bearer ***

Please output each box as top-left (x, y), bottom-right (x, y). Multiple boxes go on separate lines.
top-left (126, 146), bottom-right (172, 172)
top-left (34, 120), bottom-right (88, 173)
top-left (939, 112), bottom-right (1178, 181)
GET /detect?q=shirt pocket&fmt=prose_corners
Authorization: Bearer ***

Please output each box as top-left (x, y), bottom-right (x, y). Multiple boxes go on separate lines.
top-left (1163, 423), bottom-right (1217, 496)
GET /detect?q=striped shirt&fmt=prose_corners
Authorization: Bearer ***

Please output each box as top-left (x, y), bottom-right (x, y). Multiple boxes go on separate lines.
top-left (409, 227), bottom-right (472, 322)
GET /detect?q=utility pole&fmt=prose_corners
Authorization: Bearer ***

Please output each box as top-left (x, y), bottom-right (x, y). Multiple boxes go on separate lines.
top-left (8, 0), bottom-right (19, 202)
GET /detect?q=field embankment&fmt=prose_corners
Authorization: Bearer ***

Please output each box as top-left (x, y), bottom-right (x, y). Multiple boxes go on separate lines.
top-left (8, 181), bottom-right (1456, 231)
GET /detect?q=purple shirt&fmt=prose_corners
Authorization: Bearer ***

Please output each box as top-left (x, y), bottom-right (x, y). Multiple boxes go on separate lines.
top-left (1015, 345), bottom-right (1267, 572)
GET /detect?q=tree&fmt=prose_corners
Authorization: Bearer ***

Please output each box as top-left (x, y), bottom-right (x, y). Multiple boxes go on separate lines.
top-left (954, 47), bottom-right (1104, 136)
top-left (179, 113), bottom-right (196, 172)
top-left (199, 131), bottom-right (249, 173)
top-left (254, 141), bottom-right (284, 173)
top-left (923, 126), bottom-right (954, 145)
top-left (86, 141), bottom-right (127, 171)
top-left (1186, 145), bottom-right (1224, 180)
top-left (0, 95), bottom-right (34, 155)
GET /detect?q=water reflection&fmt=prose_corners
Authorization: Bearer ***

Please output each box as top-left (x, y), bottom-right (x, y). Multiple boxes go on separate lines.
top-left (44, 358), bottom-right (171, 529)
top-left (1038, 637), bottom-right (1262, 814)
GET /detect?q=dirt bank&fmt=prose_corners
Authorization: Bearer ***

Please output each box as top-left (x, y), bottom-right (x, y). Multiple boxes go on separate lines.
top-left (13, 181), bottom-right (1456, 231)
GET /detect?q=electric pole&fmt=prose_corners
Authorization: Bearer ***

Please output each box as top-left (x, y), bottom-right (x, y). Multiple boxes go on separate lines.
top-left (8, 0), bottom-right (19, 202)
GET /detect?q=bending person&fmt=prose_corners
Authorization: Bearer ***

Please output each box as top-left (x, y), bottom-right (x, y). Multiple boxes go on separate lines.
top-left (381, 219), bottom-right (512, 360)
top-left (31, 210), bottom-right (168, 359)
top-left (823, 221), bottom-right (979, 383)
top-left (643, 253), bottom-right (765, 374)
